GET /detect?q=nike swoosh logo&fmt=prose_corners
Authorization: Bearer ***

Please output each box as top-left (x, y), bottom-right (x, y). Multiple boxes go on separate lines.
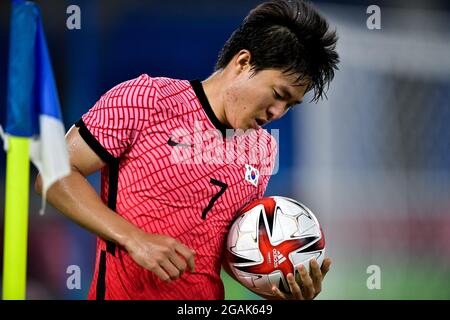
top-left (168, 137), bottom-right (194, 148)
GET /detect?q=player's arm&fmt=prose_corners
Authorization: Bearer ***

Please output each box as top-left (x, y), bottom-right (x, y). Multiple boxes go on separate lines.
top-left (35, 125), bottom-right (195, 282)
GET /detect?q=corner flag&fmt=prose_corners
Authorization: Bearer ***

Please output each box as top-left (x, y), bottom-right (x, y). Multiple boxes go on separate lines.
top-left (2, 0), bottom-right (70, 299)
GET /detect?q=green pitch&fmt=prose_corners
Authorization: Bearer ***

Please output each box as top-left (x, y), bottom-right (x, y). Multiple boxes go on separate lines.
top-left (222, 256), bottom-right (450, 300)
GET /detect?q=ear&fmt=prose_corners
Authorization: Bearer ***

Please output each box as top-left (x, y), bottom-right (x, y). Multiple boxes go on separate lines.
top-left (232, 50), bottom-right (252, 74)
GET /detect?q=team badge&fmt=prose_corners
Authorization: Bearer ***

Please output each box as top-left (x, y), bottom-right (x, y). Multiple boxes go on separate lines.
top-left (245, 164), bottom-right (259, 187)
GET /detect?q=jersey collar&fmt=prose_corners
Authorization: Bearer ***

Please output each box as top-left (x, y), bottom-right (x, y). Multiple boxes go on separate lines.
top-left (190, 80), bottom-right (233, 137)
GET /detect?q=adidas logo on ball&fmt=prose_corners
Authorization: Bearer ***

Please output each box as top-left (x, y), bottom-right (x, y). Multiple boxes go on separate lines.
top-left (273, 249), bottom-right (286, 268)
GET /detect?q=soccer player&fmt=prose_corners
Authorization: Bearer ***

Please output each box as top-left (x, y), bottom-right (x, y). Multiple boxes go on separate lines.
top-left (35, 0), bottom-right (338, 300)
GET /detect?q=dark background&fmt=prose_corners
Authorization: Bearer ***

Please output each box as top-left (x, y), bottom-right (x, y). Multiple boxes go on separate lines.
top-left (1, 0), bottom-right (449, 299)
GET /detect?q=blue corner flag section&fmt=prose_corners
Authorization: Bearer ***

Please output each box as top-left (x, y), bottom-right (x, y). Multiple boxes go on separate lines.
top-left (5, 0), bottom-right (70, 203)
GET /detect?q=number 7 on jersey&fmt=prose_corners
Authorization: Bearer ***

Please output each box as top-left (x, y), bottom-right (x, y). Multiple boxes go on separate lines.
top-left (202, 178), bottom-right (228, 220)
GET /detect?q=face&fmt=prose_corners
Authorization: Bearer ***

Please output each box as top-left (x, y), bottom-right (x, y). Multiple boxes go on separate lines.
top-left (223, 64), bottom-right (309, 130)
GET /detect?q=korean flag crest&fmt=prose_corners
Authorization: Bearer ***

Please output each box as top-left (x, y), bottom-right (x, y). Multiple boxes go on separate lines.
top-left (245, 164), bottom-right (260, 187)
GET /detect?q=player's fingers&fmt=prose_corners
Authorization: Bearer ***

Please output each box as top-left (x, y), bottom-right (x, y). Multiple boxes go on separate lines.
top-left (160, 260), bottom-right (181, 280)
top-left (149, 264), bottom-right (171, 283)
top-left (287, 273), bottom-right (303, 300)
top-left (175, 243), bottom-right (196, 273)
top-left (169, 252), bottom-right (187, 276)
top-left (309, 259), bottom-right (322, 295)
top-left (298, 264), bottom-right (315, 300)
top-left (271, 286), bottom-right (287, 300)
top-left (321, 258), bottom-right (332, 280)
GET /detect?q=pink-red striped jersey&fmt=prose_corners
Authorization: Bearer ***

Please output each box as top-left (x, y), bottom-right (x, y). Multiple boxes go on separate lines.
top-left (75, 74), bottom-right (277, 300)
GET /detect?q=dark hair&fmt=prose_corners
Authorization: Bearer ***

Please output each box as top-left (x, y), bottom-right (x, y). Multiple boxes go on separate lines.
top-left (215, 0), bottom-right (339, 102)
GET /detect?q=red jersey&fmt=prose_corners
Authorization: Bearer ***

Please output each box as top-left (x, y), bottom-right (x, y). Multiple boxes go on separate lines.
top-left (75, 74), bottom-right (277, 300)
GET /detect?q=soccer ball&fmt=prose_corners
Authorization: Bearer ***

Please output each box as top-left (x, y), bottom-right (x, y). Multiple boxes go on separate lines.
top-left (225, 196), bottom-right (325, 297)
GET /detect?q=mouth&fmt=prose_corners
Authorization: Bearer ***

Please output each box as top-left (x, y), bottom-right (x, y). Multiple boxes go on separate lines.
top-left (255, 118), bottom-right (266, 127)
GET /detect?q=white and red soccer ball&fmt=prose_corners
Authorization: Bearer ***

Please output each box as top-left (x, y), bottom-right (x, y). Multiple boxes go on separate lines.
top-left (225, 196), bottom-right (325, 297)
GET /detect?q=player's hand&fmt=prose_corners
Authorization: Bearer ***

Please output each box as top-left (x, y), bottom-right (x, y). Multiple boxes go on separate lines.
top-left (271, 258), bottom-right (331, 300)
top-left (124, 230), bottom-right (196, 283)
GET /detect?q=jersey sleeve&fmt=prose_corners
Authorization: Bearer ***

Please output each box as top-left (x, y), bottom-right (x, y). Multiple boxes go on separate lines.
top-left (75, 74), bottom-right (155, 160)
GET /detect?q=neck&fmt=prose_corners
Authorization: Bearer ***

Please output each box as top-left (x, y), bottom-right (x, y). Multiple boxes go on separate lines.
top-left (201, 71), bottom-right (230, 127)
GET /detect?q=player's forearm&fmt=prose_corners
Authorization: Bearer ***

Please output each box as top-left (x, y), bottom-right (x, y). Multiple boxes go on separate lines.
top-left (34, 170), bottom-right (141, 248)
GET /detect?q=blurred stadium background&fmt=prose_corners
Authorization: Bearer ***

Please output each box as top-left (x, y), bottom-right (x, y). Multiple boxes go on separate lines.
top-left (0, 0), bottom-right (449, 299)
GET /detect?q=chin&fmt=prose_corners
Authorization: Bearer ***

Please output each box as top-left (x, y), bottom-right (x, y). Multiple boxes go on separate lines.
top-left (233, 120), bottom-right (253, 131)
top-left (239, 124), bottom-right (253, 131)
top-left (231, 122), bottom-right (244, 130)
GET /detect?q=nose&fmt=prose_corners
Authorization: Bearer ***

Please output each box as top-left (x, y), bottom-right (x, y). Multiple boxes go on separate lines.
top-left (267, 103), bottom-right (288, 121)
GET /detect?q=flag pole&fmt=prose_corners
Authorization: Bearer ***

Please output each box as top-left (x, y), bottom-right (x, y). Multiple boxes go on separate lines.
top-left (2, 136), bottom-right (30, 300)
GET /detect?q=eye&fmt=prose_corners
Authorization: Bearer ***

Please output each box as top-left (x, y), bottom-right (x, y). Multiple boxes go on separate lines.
top-left (273, 90), bottom-right (283, 100)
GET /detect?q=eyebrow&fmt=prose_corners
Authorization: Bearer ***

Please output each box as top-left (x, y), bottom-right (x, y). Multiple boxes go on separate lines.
top-left (279, 85), bottom-right (303, 105)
